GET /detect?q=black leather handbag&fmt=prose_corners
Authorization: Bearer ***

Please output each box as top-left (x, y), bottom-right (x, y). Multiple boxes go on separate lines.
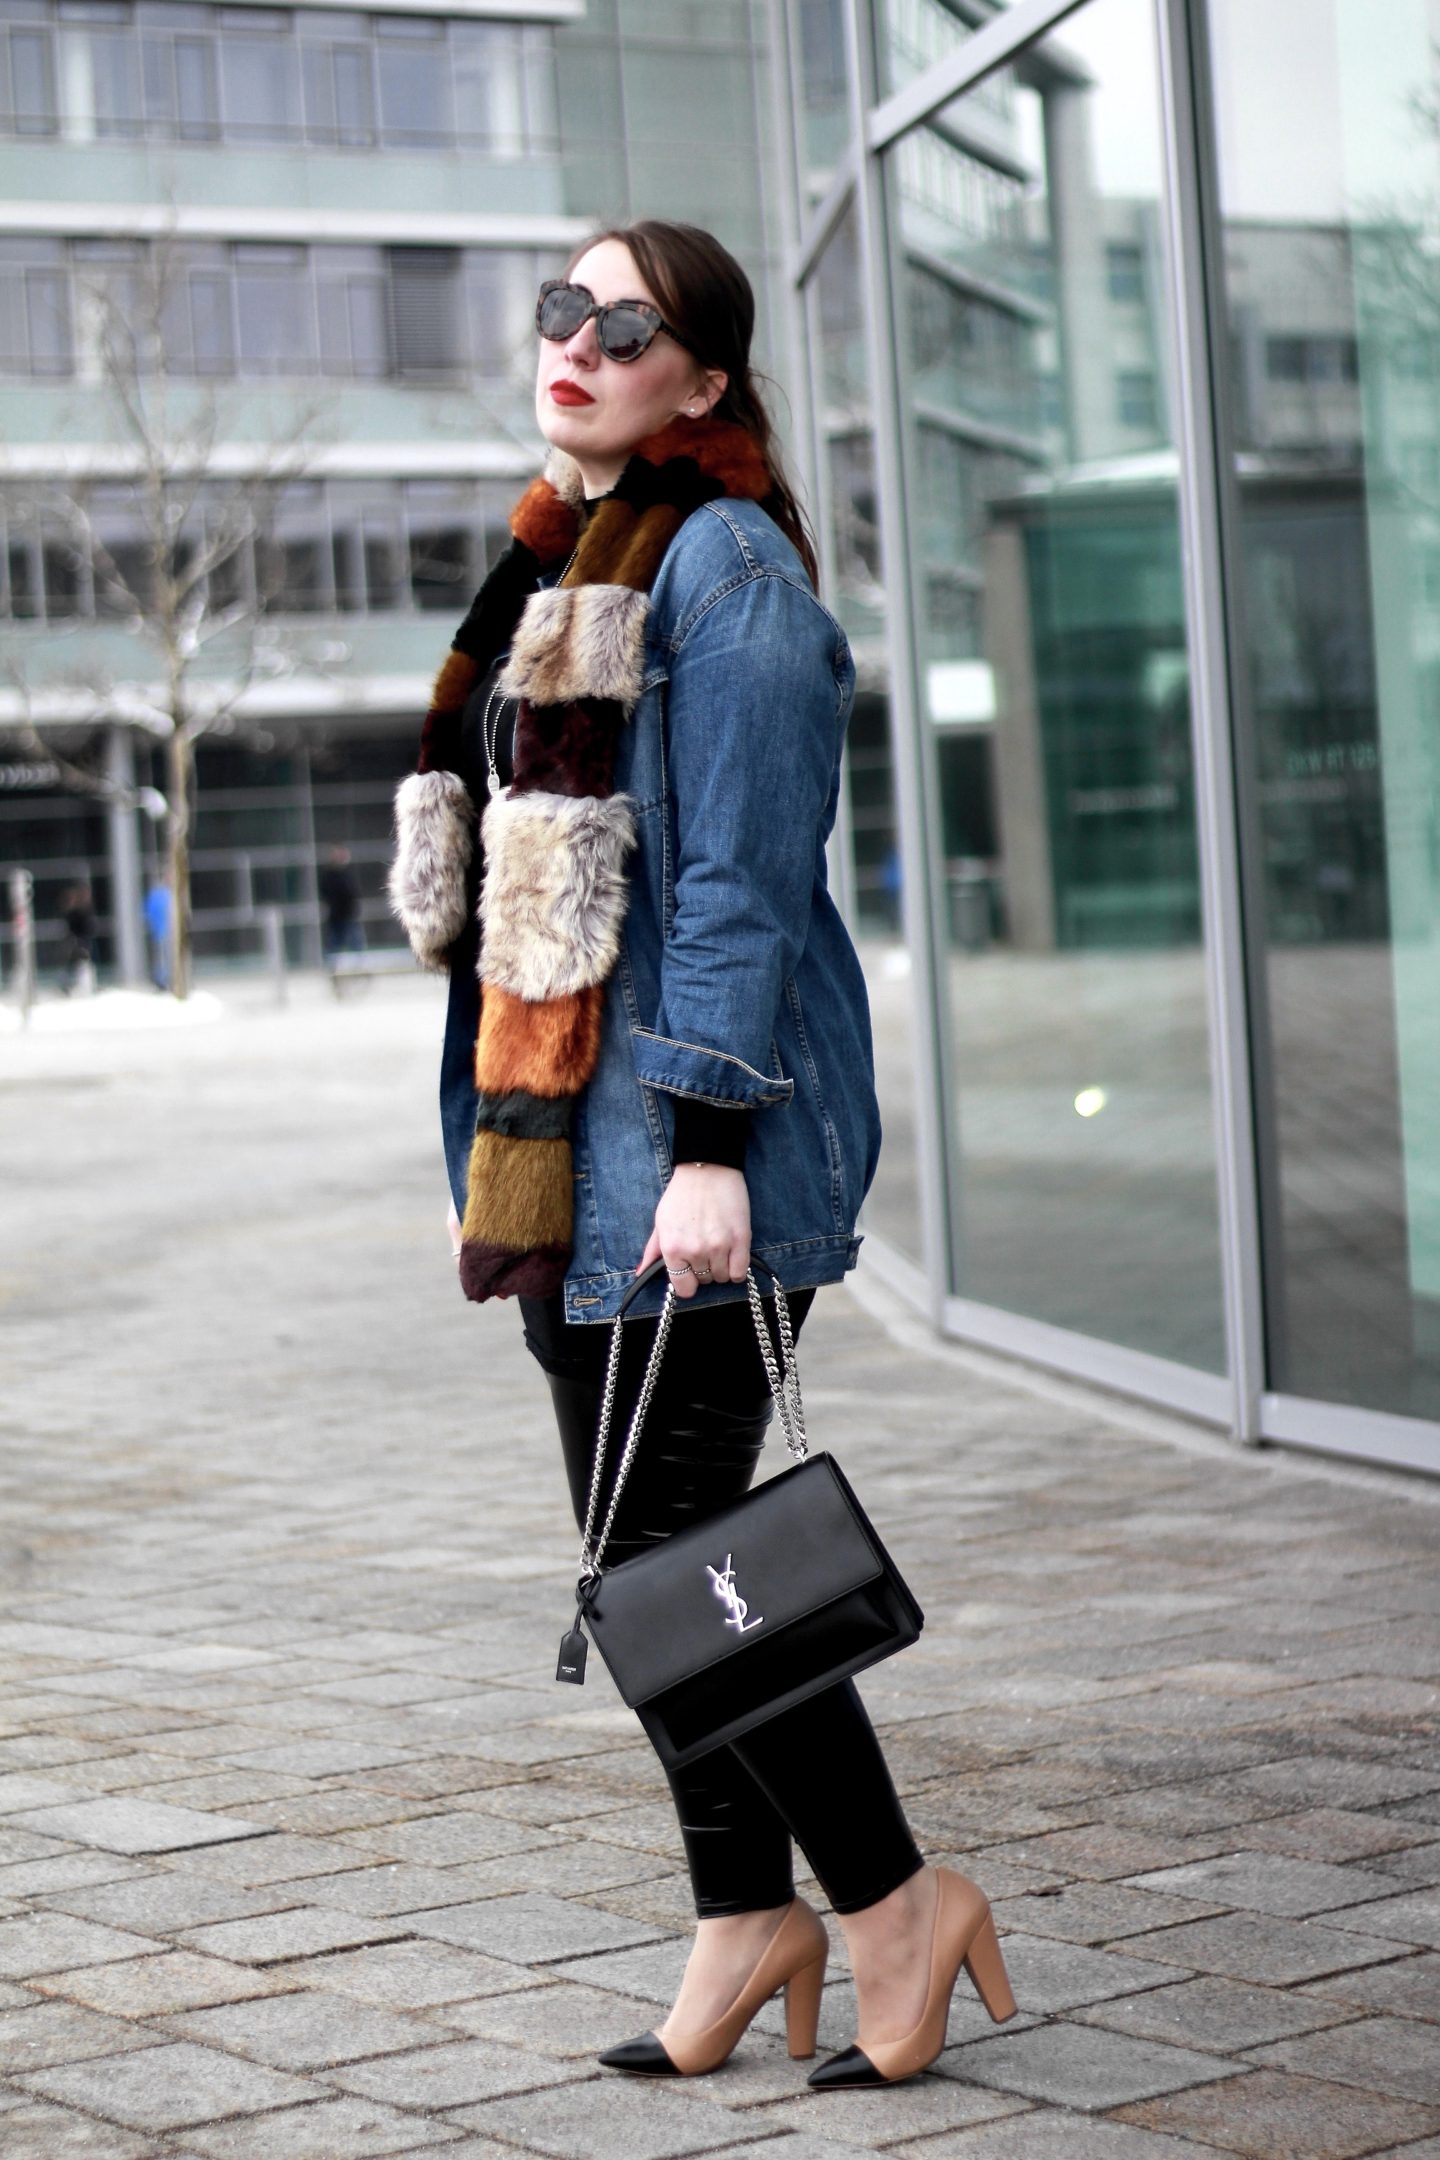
top-left (554, 1257), bottom-right (924, 1769)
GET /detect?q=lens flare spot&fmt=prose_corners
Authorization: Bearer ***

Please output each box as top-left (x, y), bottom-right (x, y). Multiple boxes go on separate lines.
top-left (1074, 1087), bottom-right (1107, 1119)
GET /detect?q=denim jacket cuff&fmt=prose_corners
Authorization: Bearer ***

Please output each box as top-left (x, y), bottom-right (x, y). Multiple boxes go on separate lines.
top-left (632, 1027), bottom-right (794, 1108)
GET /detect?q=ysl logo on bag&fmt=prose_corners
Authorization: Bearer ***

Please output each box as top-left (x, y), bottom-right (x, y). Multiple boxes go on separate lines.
top-left (706, 1554), bottom-right (764, 1633)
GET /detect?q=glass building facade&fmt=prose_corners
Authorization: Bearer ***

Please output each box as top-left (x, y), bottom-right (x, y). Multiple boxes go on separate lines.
top-left (772, 0), bottom-right (1440, 1478)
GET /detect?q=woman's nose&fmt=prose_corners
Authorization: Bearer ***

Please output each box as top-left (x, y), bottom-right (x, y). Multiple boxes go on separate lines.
top-left (563, 317), bottom-right (600, 365)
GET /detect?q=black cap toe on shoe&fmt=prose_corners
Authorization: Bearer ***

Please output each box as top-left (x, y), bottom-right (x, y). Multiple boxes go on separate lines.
top-left (807, 2044), bottom-right (886, 2089)
top-left (598, 2032), bottom-right (681, 2075)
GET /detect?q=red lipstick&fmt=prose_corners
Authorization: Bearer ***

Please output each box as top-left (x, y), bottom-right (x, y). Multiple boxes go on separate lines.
top-left (551, 380), bottom-right (595, 406)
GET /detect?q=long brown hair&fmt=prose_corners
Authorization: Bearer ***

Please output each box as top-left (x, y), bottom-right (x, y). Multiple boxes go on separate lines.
top-left (563, 220), bottom-right (820, 593)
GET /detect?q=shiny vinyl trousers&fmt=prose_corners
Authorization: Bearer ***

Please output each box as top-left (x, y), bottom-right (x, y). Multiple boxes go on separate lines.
top-left (519, 1288), bottom-right (926, 1919)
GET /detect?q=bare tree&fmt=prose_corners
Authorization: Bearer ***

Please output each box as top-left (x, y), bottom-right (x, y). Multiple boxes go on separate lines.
top-left (6, 222), bottom-right (338, 995)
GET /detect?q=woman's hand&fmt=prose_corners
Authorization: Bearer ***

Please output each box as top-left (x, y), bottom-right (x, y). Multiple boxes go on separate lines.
top-left (446, 1198), bottom-right (463, 1260)
top-left (638, 1165), bottom-right (750, 1297)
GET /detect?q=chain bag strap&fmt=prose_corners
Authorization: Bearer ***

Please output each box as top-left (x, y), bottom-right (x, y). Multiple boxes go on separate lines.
top-left (555, 1257), bottom-right (806, 1685)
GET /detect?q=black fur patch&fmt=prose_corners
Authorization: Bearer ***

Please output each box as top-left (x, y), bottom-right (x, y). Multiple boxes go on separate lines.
top-left (474, 1088), bottom-right (574, 1142)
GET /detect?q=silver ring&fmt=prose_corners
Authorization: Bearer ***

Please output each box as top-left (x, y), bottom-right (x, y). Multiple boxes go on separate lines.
top-left (695, 1267), bottom-right (713, 1282)
top-left (666, 1263), bottom-right (693, 1279)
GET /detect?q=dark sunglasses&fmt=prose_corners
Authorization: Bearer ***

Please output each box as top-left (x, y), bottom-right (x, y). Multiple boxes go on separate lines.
top-left (536, 278), bottom-right (699, 363)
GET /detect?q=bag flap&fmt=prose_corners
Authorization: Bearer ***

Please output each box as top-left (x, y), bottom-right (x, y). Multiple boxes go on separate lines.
top-left (582, 1453), bottom-right (887, 1704)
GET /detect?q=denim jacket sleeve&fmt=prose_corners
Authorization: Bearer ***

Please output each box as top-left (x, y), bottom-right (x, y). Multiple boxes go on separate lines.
top-left (631, 564), bottom-right (851, 1111)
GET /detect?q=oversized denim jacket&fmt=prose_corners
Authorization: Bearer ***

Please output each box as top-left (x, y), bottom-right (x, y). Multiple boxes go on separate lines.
top-left (439, 494), bottom-right (882, 1323)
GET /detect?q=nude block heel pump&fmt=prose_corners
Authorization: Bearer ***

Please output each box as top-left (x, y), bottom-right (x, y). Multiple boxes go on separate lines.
top-left (599, 1895), bottom-right (830, 2078)
top-left (808, 1866), bottom-right (1017, 2089)
top-left (784, 1945), bottom-right (827, 2058)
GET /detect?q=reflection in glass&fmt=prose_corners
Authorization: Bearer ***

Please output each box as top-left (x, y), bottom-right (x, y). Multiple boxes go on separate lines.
top-left (811, 205), bottom-right (922, 1262)
top-left (795, 0), bottom-right (849, 198)
top-left (1209, 0), bottom-right (1440, 1419)
top-left (890, 0), bottom-right (1225, 1368)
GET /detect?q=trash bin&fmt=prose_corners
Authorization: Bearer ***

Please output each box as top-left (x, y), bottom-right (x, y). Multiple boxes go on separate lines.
top-left (947, 870), bottom-right (991, 952)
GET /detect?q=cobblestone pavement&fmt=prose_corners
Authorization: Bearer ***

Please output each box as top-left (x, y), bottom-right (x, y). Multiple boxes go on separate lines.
top-left (3, 974), bottom-right (1439, 2160)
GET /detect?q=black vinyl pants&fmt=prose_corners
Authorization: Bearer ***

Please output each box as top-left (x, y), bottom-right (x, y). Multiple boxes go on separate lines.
top-left (520, 1287), bottom-right (926, 1920)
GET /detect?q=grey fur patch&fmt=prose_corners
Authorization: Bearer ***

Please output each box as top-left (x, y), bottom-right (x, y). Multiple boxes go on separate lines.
top-left (475, 1088), bottom-right (573, 1141)
top-left (499, 585), bottom-right (650, 711)
top-left (388, 769), bottom-right (474, 970)
top-left (478, 787), bottom-right (635, 1001)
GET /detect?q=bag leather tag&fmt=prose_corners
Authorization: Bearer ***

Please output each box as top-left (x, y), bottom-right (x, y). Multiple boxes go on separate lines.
top-left (556, 1619), bottom-right (587, 1686)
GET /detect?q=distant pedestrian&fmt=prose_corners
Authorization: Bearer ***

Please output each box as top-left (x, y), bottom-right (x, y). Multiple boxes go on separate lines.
top-left (143, 874), bottom-right (174, 992)
top-left (320, 846), bottom-right (365, 983)
top-left (59, 881), bottom-right (97, 996)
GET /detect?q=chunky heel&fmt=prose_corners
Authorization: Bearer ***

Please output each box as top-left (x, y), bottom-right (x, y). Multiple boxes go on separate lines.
top-left (783, 1949), bottom-right (826, 2058)
top-left (962, 1909), bottom-right (1017, 2023)
top-left (808, 1868), bottom-right (1016, 2088)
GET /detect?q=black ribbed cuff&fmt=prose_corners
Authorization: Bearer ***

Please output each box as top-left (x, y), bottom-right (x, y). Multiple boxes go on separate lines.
top-left (671, 1096), bottom-right (751, 1171)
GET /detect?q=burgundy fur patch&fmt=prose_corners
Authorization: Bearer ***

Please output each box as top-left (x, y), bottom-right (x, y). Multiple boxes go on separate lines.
top-left (459, 1239), bottom-right (570, 1301)
top-left (512, 700), bottom-right (625, 799)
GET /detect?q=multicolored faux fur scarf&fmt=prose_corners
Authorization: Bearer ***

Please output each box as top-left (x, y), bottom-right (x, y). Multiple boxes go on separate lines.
top-left (388, 413), bottom-right (773, 1303)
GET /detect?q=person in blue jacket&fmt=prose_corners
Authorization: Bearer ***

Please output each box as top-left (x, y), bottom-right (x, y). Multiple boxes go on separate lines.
top-left (390, 220), bottom-right (1012, 2090)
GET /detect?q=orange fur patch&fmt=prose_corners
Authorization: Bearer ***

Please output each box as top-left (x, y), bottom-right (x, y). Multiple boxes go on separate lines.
top-left (430, 648), bottom-right (479, 714)
top-left (632, 417), bottom-right (771, 501)
top-left (512, 476), bottom-right (580, 563)
top-left (474, 984), bottom-right (604, 1097)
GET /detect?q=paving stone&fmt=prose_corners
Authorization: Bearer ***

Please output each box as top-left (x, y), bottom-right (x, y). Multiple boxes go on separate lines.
top-left (0, 1776), bottom-right (99, 1815)
top-left (1230, 1758), bottom-right (1440, 1812)
top-left (994, 1882), bottom-right (1222, 1945)
top-left (172, 1832), bottom-right (377, 1885)
top-left (0, 1852), bottom-right (146, 1897)
top-left (0, 2098), bottom-right (153, 2156)
top-left (445, 1844), bottom-right (663, 1899)
top-left (739, 2080), bottom-right (1030, 2148)
top-left (0, 1999), bottom-right (167, 2069)
top-left (271, 1937), bottom-right (549, 2010)
top-left (455, 2075), bottom-right (762, 2157)
top-left (162, 1987), bottom-right (454, 2068)
top-left (1246, 2013), bottom-right (1440, 2103)
top-left (6, 1797), bottom-right (269, 1855)
top-left (436, 1978), bottom-right (691, 2059)
top-left (220, 1742), bottom-right (418, 1778)
top-left (1374, 1842), bottom-right (1440, 1888)
top-left (1127, 1851), bottom-right (1413, 1918)
top-left (1240, 1810), bottom-right (1440, 1865)
top-left (16, 2038), bottom-right (324, 2129)
top-left (1321, 1889), bottom-right (1440, 1949)
top-left (994, 1826), bottom-right (1234, 1881)
top-left (279, 1862), bottom-right (506, 1916)
top-left (940, 2021), bottom-right (1236, 2111)
top-left (324, 2034), bottom-right (585, 2107)
top-left (0, 1913), bottom-right (161, 1978)
top-left (177, 1907), bottom-right (413, 1965)
top-left (181, 2096), bottom-right (465, 2157)
top-left (1114, 2066), bottom-right (1440, 2156)
top-left (1072, 1972), bottom-right (1359, 2051)
top-left (27, 1949), bottom-right (297, 2017)
top-left (884, 2115), bottom-right (1219, 2157)
top-left (404, 1891), bottom-right (665, 1964)
top-left (1119, 1911), bottom-right (1407, 1986)
top-left (39, 1870), bottom-right (295, 1934)
top-left (997, 1935), bottom-right (1192, 2013)
top-left (1300, 1949), bottom-right (1440, 2020)
top-left (339, 1812), bottom-right (563, 1867)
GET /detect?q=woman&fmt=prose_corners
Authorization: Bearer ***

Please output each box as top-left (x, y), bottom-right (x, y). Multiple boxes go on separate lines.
top-left (390, 220), bottom-right (1014, 2088)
